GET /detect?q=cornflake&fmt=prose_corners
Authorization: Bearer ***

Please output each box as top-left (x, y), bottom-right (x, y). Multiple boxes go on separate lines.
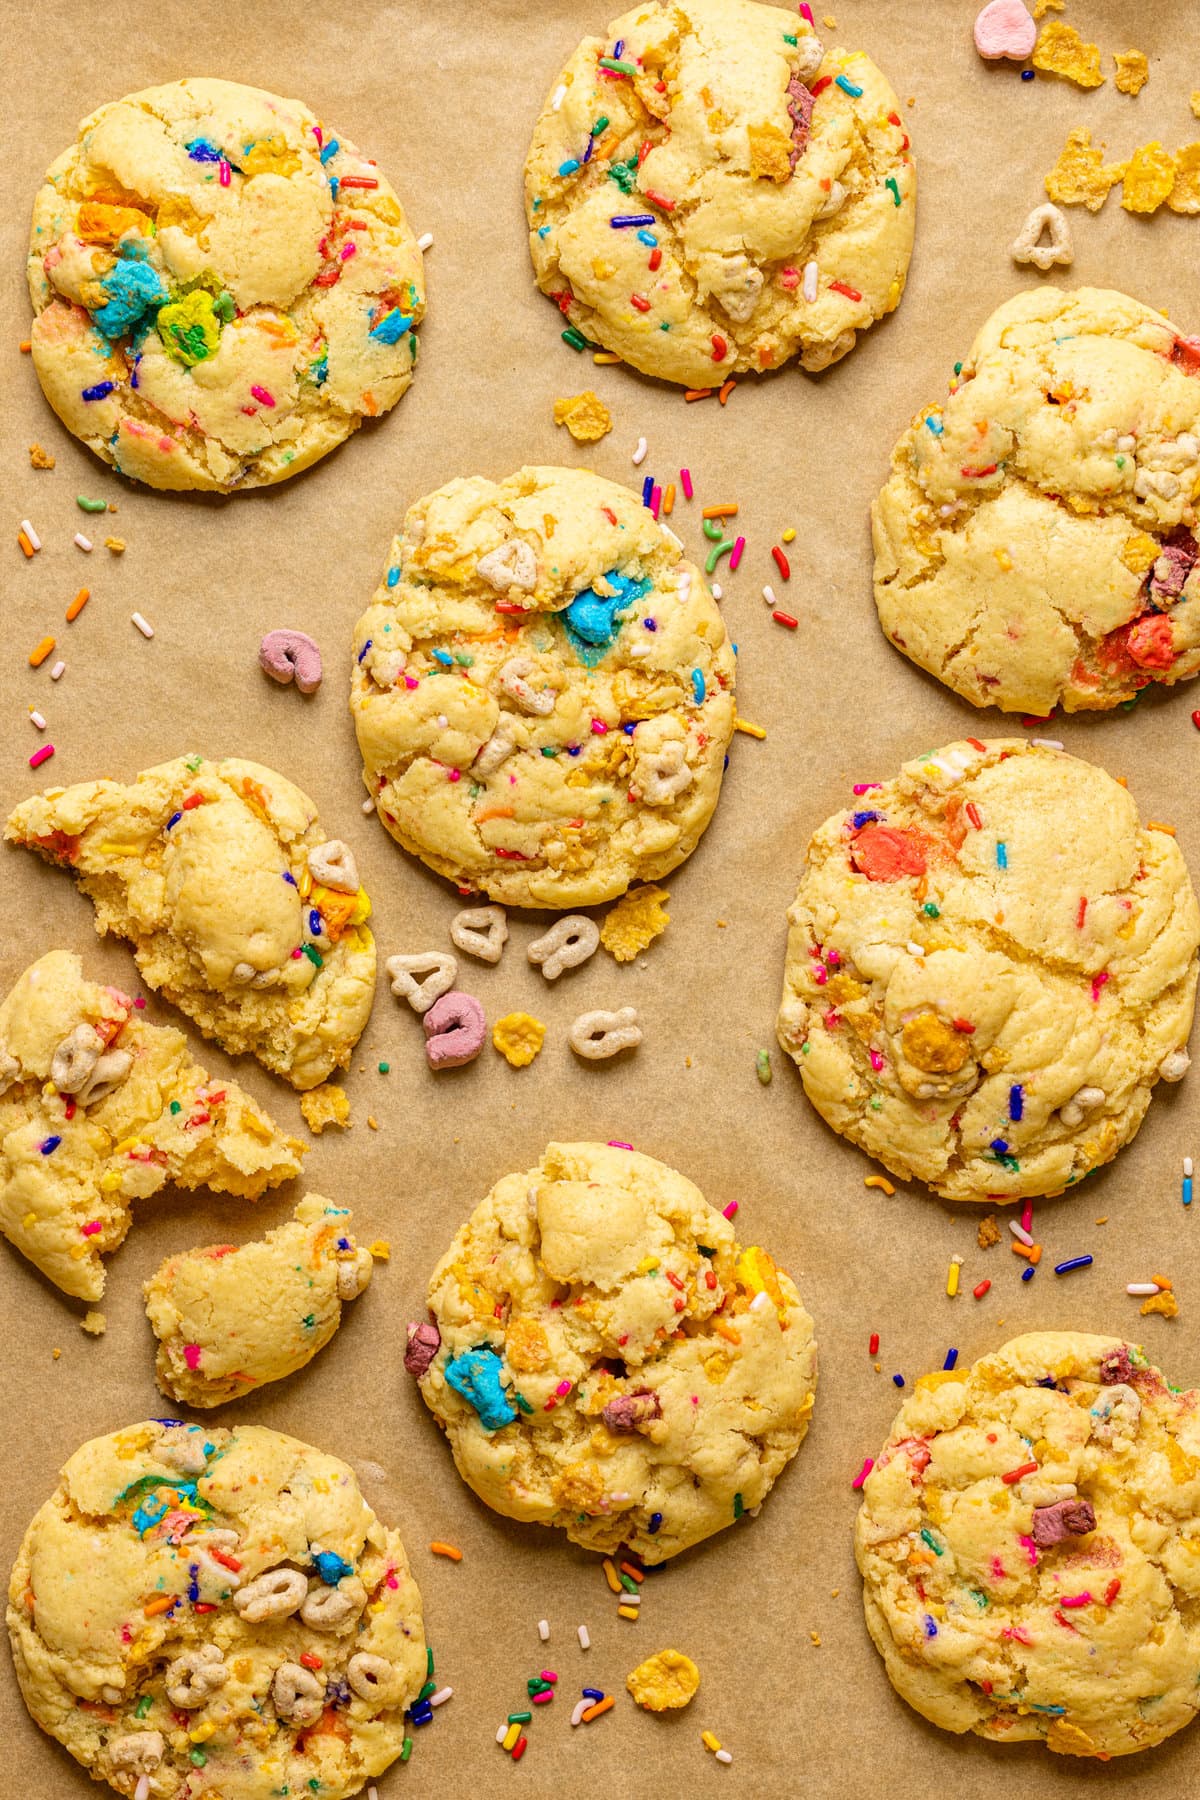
top-left (600, 884), bottom-right (671, 961)
top-left (1032, 21), bottom-right (1105, 88)
top-left (553, 391), bottom-right (613, 443)
top-left (1168, 144), bottom-right (1200, 214)
top-left (1113, 50), bottom-right (1149, 95)
top-left (1122, 142), bottom-right (1176, 214)
top-left (1044, 127), bottom-right (1125, 211)
top-left (492, 1011), bottom-right (546, 1067)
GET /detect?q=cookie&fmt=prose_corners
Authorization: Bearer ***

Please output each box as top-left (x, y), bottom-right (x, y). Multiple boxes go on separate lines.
top-left (6, 756), bottom-right (375, 1089)
top-left (7, 1420), bottom-right (426, 1798)
top-left (27, 77), bottom-right (424, 492)
top-left (409, 1140), bottom-right (817, 1562)
top-left (144, 1194), bottom-right (373, 1408)
top-left (351, 466), bottom-right (736, 907)
top-left (856, 1331), bottom-right (1200, 1759)
top-left (776, 739), bottom-right (1199, 1202)
top-left (873, 287), bottom-right (1200, 713)
top-left (524, 0), bottom-right (915, 386)
top-left (0, 951), bottom-right (302, 1301)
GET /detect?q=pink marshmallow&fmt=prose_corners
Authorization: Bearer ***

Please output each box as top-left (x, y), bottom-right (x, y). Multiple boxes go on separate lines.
top-left (973, 0), bottom-right (1036, 61)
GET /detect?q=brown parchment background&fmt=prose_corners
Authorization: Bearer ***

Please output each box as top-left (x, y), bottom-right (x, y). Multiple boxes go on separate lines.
top-left (2, 1), bottom-right (1199, 1794)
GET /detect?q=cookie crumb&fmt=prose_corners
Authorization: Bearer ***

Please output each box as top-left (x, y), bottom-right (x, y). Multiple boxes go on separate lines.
top-left (367, 1114), bottom-right (379, 1130)
top-left (1113, 50), bottom-right (1149, 95)
top-left (810, 1630), bottom-right (822, 1646)
top-left (1169, 144), bottom-right (1200, 215)
top-left (553, 390), bottom-right (613, 442)
top-left (1032, 0), bottom-right (1062, 15)
top-left (80, 1310), bottom-right (106, 1335)
top-left (299, 1083), bottom-right (351, 1134)
top-left (29, 443), bottom-right (55, 470)
top-left (978, 1214), bottom-right (1002, 1249)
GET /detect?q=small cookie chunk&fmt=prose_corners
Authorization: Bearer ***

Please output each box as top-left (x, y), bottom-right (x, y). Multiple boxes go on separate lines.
top-left (873, 287), bottom-right (1200, 713)
top-left (1010, 202), bottom-right (1072, 270)
top-left (300, 1083), bottom-right (351, 1134)
top-left (856, 1332), bottom-right (1200, 1757)
top-left (412, 1141), bottom-right (818, 1561)
top-left (1044, 127), bottom-right (1125, 211)
top-left (776, 740), bottom-right (1199, 1202)
top-left (0, 951), bottom-right (302, 1300)
top-left (524, 0), bottom-right (915, 385)
top-left (352, 467), bottom-right (735, 907)
top-left (1032, 21), bottom-right (1104, 87)
top-left (627, 1647), bottom-right (700, 1710)
top-left (7, 1421), bottom-right (426, 1797)
top-left (27, 78), bottom-right (425, 492)
top-left (1113, 50), bottom-right (1149, 95)
top-left (553, 390), bottom-right (613, 441)
top-left (144, 1193), bottom-right (373, 1407)
top-left (6, 755), bottom-right (375, 1088)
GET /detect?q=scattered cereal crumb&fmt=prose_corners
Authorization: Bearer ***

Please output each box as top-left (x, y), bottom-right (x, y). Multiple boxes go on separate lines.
top-left (1095, 1216), bottom-right (1108, 1225)
top-left (978, 1215), bottom-right (1002, 1249)
top-left (553, 390), bottom-right (613, 442)
top-left (299, 1083), bottom-right (351, 1134)
top-left (831, 1588), bottom-right (840, 1598)
top-left (716, 919), bottom-right (728, 928)
top-left (822, 13), bottom-right (836, 25)
top-left (1113, 50), bottom-right (1149, 95)
top-left (1045, 126), bottom-right (1126, 210)
top-left (1122, 141), bottom-right (1176, 213)
top-left (369, 1239), bottom-right (391, 1261)
top-left (367, 1115), bottom-right (379, 1130)
top-left (1141, 1289), bottom-right (1179, 1319)
top-left (626, 1650), bottom-right (700, 1712)
top-left (1192, 92), bottom-right (1200, 119)
top-left (1032, 0), bottom-right (1062, 16)
top-left (1033, 21), bottom-right (1105, 88)
top-left (29, 443), bottom-right (55, 470)
top-left (52, 1347), bottom-right (62, 1360)
top-left (600, 884), bottom-right (670, 962)
top-left (810, 1631), bottom-right (822, 1647)
top-left (104, 535), bottom-right (126, 553)
top-left (1169, 143), bottom-right (1200, 214)
top-left (81, 1310), bottom-right (106, 1336)
top-left (492, 1011), bottom-right (546, 1067)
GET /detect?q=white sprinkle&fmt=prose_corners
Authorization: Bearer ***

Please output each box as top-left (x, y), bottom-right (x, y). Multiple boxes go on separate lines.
top-left (50, 660), bottom-right (66, 681)
top-left (749, 1289), bottom-right (771, 1312)
top-left (906, 941), bottom-right (924, 958)
top-left (73, 532), bottom-right (93, 552)
top-left (135, 1780), bottom-right (151, 1800)
top-left (362, 797), bottom-right (375, 813)
top-left (495, 1723), bottom-right (508, 1743)
top-left (131, 612), bottom-right (154, 639)
top-left (619, 1590), bottom-right (642, 1602)
top-left (763, 584), bottom-right (777, 607)
top-left (1186, 1156), bottom-right (1194, 1177)
top-left (552, 83), bottom-right (567, 110)
top-left (417, 231), bottom-right (434, 251)
top-left (631, 436), bottom-right (648, 466)
top-left (29, 711), bottom-right (46, 731)
top-left (571, 1698), bottom-right (589, 1727)
top-left (538, 1618), bottom-right (550, 1641)
top-left (577, 1623), bottom-right (591, 1650)
top-left (1008, 1220), bottom-right (1034, 1247)
top-left (711, 582), bottom-right (722, 600)
top-left (20, 519), bottom-right (41, 551)
top-left (429, 1685), bottom-right (453, 1707)
top-left (660, 523), bottom-right (684, 551)
top-left (1127, 1282), bottom-right (1158, 1296)
top-left (1031, 738), bottom-right (1064, 751)
top-left (802, 260), bottom-right (818, 303)
top-left (629, 643), bottom-right (652, 657)
top-left (715, 1749), bottom-right (733, 1765)
top-left (369, 1789), bottom-right (380, 1800)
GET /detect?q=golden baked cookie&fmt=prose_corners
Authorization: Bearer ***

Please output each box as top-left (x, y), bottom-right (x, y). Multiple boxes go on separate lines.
top-left (351, 466), bottom-right (736, 907)
top-left (525, 0), bottom-right (914, 385)
top-left (776, 739), bottom-right (1199, 1201)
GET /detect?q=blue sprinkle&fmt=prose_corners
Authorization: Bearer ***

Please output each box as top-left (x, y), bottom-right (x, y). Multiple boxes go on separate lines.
top-left (1054, 1255), bottom-right (1094, 1276)
top-left (923, 1615), bottom-right (938, 1638)
top-left (319, 137), bottom-right (340, 164)
top-left (691, 667), bottom-right (706, 705)
top-left (648, 1512), bottom-right (663, 1533)
top-left (184, 137), bottom-right (223, 163)
top-left (538, 223), bottom-right (551, 237)
top-left (1021, 67), bottom-right (1035, 80)
top-left (558, 157), bottom-right (581, 176)
top-left (166, 811), bottom-right (182, 831)
top-left (386, 566), bottom-right (401, 588)
top-left (641, 474), bottom-right (654, 507)
top-left (583, 1687), bottom-right (606, 1701)
top-left (622, 722), bottom-right (636, 735)
top-left (924, 415), bottom-right (944, 436)
top-left (431, 648), bottom-right (454, 667)
top-left (188, 1563), bottom-right (200, 1603)
top-left (835, 75), bottom-right (864, 96)
top-left (313, 1549), bottom-right (353, 1586)
top-left (409, 1701), bottom-right (435, 1726)
top-left (308, 908), bottom-right (323, 935)
top-left (369, 308), bottom-right (413, 346)
top-left (444, 1347), bottom-right (516, 1432)
top-left (892, 1374), bottom-right (905, 1388)
top-left (636, 228), bottom-right (658, 246)
top-left (943, 1348), bottom-right (959, 1371)
top-left (283, 871), bottom-right (298, 887)
top-left (357, 638), bottom-right (373, 663)
top-left (1022, 1265), bottom-right (1036, 1281)
top-left (329, 175), bottom-right (340, 199)
top-left (336, 1236), bottom-right (351, 1250)
top-left (991, 1138), bottom-right (1009, 1155)
top-left (1185, 1175), bottom-right (1194, 1207)
top-left (1009, 1084), bottom-right (1024, 1122)
top-left (851, 810), bottom-right (881, 829)
top-left (996, 841), bottom-right (1008, 870)
top-left (613, 38), bottom-right (625, 57)
top-left (643, 617), bottom-right (657, 632)
top-left (39, 1135), bottom-right (62, 1155)
top-left (611, 213), bottom-right (656, 228)
top-left (567, 744), bottom-right (582, 756)
top-left (81, 381), bottom-right (116, 402)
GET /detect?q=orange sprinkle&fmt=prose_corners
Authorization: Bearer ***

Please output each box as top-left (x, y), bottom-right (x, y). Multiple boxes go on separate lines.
top-left (474, 805), bottom-right (515, 824)
top-left (684, 388), bottom-right (712, 402)
top-left (66, 587), bottom-right (90, 622)
top-left (717, 378), bottom-right (736, 405)
top-left (662, 482), bottom-right (675, 516)
top-left (619, 1560), bottom-right (644, 1583)
top-left (29, 636), bottom-right (56, 668)
top-left (1146, 821), bottom-right (1176, 835)
top-left (701, 504), bottom-right (739, 519)
top-left (582, 1696), bottom-right (615, 1721)
top-left (429, 1541), bottom-right (463, 1562)
top-left (361, 391), bottom-right (379, 417)
top-left (602, 1558), bottom-right (622, 1594)
top-left (1152, 1274), bottom-right (1174, 1291)
top-left (713, 1319), bottom-right (742, 1346)
top-left (1011, 1242), bottom-right (1042, 1264)
top-left (19, 340), bottom-right (31, 353)
top-left (18, 530), bottom-right (35, 558)
top-left (143, 1594), bottom-right (175, 1617)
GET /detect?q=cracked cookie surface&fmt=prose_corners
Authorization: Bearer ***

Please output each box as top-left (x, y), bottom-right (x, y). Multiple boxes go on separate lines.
top-left (873, 287), bottom-right (1200, 713)
top-left (28, 77), bottom-right (424, 491)
top-left (776, 739), bottom-right (1199, 1202)
top-left (351, 465), bottom-right (735, 908)
top-left (0, 951), bottom-right (302, 1302)
top-left (412, 1140), bottom-right (817, 1562)
top-left (856, 1331), bottom-right (1200, 1758)
top-left (6, 756), bottom-right (375, 1090)
top-left (7, 1420), bottom-right (425, 1798)
top-left (524, 0), bottom-right (914, 386)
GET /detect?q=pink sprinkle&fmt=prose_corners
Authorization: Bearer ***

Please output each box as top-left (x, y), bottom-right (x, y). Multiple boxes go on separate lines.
top-left (341, 243), bottom-right (357, 260)
top-left (555, 1380), bottom-right (571, 1397)
top-left (779, 267), bottom-right (800, 290)
top-left (134, 996), bottom-right (146, 1009)
top-left (722, 1201), bottom-right (738, 1219)
top-left (1001, 1624), bottom-right (1033, 1644)
top-left (540, 1671), bottom-right (558, 1683)
top-left (869, 1049), bottom-right (885, 1072)
top-left (1090, 971), bottom-right (1110, 1003)
top-left (183, 1344), bottom-right (202, 1370)
top-left (680, 467), bottom-right (693, 500)
top-left (852, 782), bottom-right (881, 795)
top-left (826, 949), bottom-right (840, 967)
top-left (29, 743), bottom-right (55, 769)
top-left (607, 1140), bottom-right (633, 1150)
top-left (219, 160), bottom-right (231, 187)
top-left (1018, 1534), bottom-right (1039, 1566)
top-left (386, 1571), bottom-right (399, 1589)
top-left (250, 384), bottom-right (276, 407)
top-left (80, 1220), bottom-right (103, 1237)
top-left (447, 768), bottom-right (461, 782)
top-left (799, 1), bottom-right (814, 21)
top-left (292, 947), bottom-right (303, 959)
top-left (989, 1555), bottom-right (1007, 1580)
top-left (313, 126), bottom-right (323, 146)
top-left (532, 1691), bottom-right (554, 1705)
top-left (404, 674), bottom-right (419, 689)
top-left (650, 484), bottom-right (662, 519)
top-left (591, 718), bottom-right (608, 735)
top-left (813, 966), bottom-right (828, 986)
top-left (1059, 1592), bottom-right (1093, 1609)
top-left (729, 535), bottom-right (746, 572)
top-left (1020, 1199), bottom-right (1033, 1235)
top-left (851, 1457), bottom-right (874, 1490)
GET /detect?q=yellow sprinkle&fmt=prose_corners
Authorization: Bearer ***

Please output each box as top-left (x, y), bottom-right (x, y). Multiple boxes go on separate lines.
top-left (618, 1605), bottom-right (640, 1620)
top-left (782, 527), bottom-right (796, 543)
top-left (734, 718), bottom-right (767, 739)
top-left (95, 844), bottom-right (142, 855)
top-left (993, 548), bottom-right (1013, 572)
top-left (502, 1722), bottom-right (521, 1751)
top-left (864, 1175), bottom-right (896, 1195)
top-left (189, 1722), bottom-right (217, 1743)
top-left (112, 1137), bottom-right (141, 1156)
top-left (946, 1258), bottom-right (961, 1299)
top-left (1146, 820), bottom-right (1177, 836)
top-left (702, 1731), bottom-right (722, 1753)
top-left (592, 351), bottom-right (623, 364)
top-left (602, 1558), bottom-right (623, 1594)
top-left (104, 536), bottom-right (126, 553)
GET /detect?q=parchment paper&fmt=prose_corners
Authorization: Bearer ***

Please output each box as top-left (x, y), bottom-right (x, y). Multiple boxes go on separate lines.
top-left (3, 2), bottom-right (1199, 1795)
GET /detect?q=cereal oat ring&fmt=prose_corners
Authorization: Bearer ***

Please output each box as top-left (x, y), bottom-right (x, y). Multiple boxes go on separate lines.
top-left (423, 990), bottom-right (487, 1069)
top-left (386, 950), bottom-right (458, 1013)
top-left (569, 1005), bottom-right (642, 1059)
top-left (450, 904), bottom-right (509, 964)
top-left (1010, 202), bottom-right (1073, 270)
top-left (259, 629), bottom-right (323, 693)
top-left (492, 1011), bottom-right (547, 1067)
top-left (528, 915), bottom-right (600, 979)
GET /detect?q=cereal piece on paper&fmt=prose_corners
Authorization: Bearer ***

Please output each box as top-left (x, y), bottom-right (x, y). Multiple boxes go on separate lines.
top-left (1032, 21), bottom-right (1105, 88)
top-left (1121, 142), bottom-right (1177, 214)
top-left (1011, 202), bottom-right (1073, 270)
top-left (1192, 92), bottom-right (1200, 119)
top-left (1168, 144), bottom-right (1200, 214)
top-left (1044, 127), bottom-right (1125, 210)
top-left (1031, 0), bottom-right (1062, 14)
top-left (600, 884), bottom-right (670, 961)
top-left (977, 1215), bottom-right (1002, 1250)
top-left (29, 443), bottom-right (55, 469)
top-left (1141, 1288), bottom-right (1179, 1318)
top-left (627, 1649), bottom-right (701, 1712)
top-left (553, 390), bottom-right (613, 443)
top-left (492, 1011), bottom-right (546, 1068)
top-left (1113, 50), bottom-right (1149, 96)
top-left (299, 1082), bottom-right (351, 1134)
top-left (973, 0), bottom-right (1036, 64)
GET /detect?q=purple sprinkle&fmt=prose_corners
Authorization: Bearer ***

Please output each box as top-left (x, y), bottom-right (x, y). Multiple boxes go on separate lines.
top-left (283, 871), bottom-right (297, 887)
top-left (610, 213), bottom-right (657, 228)
top-left (923, 1615), bottom-right (938, 1638)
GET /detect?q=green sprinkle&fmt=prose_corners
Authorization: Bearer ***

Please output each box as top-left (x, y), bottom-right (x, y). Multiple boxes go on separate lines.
top-left (540, 745), bottom-right (559, 757)
top-left (953, 362), bottom-right (963, 375)
top-left (378, 1060), bottom-right (390, 1073)
top-left (562, 325), bottom-right (587, 351)
top-left (922, 902), bottom-right (940, 918)
top-left (1116, 455), bottom-right (1126, 469)
top-left (401, 1737), bottom-right (413, 1763)
top-left (920, 1528), bottom-right (943, 1556)
top-left (185, 755), bottom-right (203, 772)
top-left (969, 1588), bottom-right (989, 1609)
top-left (1120, 694), bottom-right (1141, 711)
top-left (190, 1749), bottom-right (207, 1767)
top-left (509, 1710), bottom-right (533, 1723)
top-left (169, 1100), bottom-right (182, 1114)
top-left (135, 1695), bottom-right (153, 1718)
top-left (783, 31), bottom-right (798, 43)
top-left (705, 537), bottom-right (734, 575)
top-left (733, 1492), bottom-right (744, 1519)
top-left (599, 55), bottom-right (637, 74)
top-left (419, 1679), bottom-right (436, 1701)
top-left (427, 1646), bottom-right (434, 1679)
top-left (301, 943), bottom-right (324, 968)
top-left (514, 1392), bottom-right (534, 1413)
top-left (619, 1572), bottom-right (640, 1594)
top-left (76, 495), bottom-right (108, 513)
top-left (885, 176), bottom-right (901, 206)
top-left (302, 1314), bottom-right (315, 1329)
top-left (756, 1049), bottom-right (772, 1085)
top-left (454, 652), bottom-right (474, 666)
top-left (591, 116), bottom-right (610, 135)
top-left (702, 516), bottom-right (725, 540)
